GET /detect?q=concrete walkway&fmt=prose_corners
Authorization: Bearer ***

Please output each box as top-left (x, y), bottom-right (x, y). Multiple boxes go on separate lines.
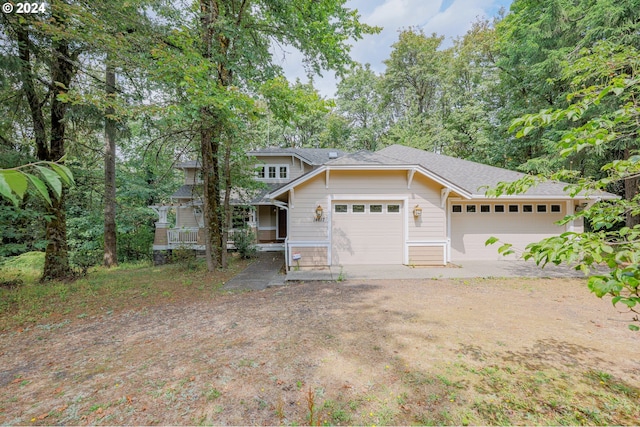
top-left (285, 259), bottom-right (592, 281)
top-left (223, 252), bottom-right (285, 291)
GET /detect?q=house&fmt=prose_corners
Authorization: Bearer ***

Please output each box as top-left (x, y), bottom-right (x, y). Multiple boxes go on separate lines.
top-left (150, 144), bottom-right (616, 268)
top-left (149, 148), bottom-right (346, 264)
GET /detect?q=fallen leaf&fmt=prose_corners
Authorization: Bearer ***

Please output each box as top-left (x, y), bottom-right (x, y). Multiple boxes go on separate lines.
top-left (189, 376), bottom-right (195, 382)
top-left (126, 396), bottom-right (133, 405)
top-left (96, 407), bottom-right (103, 414)
top-left (37, 413), bottom-right (48, 420)
top-left (58, 405), bottom-right (68, 412)
top-left (54, 387), bottom-right (63, 394)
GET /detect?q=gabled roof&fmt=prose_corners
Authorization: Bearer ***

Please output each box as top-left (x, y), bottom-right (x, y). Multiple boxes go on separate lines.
top-left (248, 147), bottom-right (346, 165)
top-left (379, 145), bottom-right (572, 197)
top-left (268, 144), bottom-right (618, 200)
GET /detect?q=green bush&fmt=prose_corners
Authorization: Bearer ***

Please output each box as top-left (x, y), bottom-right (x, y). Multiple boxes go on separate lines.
top-left (232, 226), bottom-right (257, 259)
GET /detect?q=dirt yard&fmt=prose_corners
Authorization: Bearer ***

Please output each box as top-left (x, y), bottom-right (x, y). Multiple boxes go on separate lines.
top-left (1, 277), bottom-right (639, 425)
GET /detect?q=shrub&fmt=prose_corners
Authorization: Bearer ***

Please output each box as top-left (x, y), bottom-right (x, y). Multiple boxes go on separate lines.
top-left (232, 226), bottom-right (257, 259)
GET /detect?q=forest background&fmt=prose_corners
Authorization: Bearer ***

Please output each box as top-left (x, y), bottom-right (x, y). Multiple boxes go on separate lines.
top-left (1, 0), bottom-right (639, 315)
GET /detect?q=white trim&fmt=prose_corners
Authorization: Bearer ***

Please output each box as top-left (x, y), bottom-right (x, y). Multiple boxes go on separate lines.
top-left (258, 226), bottom-right (276, 230)
top-left (440, 187), bottom-right (450, 208)
top-left (407, 168), bottom-right (415, 189)
top-left (446, 199), bottom-right (451, 262)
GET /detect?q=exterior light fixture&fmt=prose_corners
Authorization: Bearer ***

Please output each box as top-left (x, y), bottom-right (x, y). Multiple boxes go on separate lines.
top-left (413, 204), bottom-right (423, 217)
top-left (315, 205), bottom-right (324, 221)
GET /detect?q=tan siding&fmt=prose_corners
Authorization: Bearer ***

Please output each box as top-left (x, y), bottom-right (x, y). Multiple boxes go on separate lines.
top-left (183, 169), bottom-right (199, 185)
top-left (258, 229), bottom-right (276, 242)
top-left (290, 246), bottom-right (328, 267)
top-left (177, 207), bottom-right (199, 228)
top-left (407, 174), bottom-right (446, 241)
top-left (409, 246), bottom-right (445, 266)
top-left (258, 206), bottom-right (276, 228)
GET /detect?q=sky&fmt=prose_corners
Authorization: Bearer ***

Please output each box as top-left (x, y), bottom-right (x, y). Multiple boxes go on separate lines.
top-left (277, 0), bottom-right (513, 98)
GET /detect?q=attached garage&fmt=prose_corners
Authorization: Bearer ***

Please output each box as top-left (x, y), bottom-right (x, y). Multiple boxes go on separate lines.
top-left (331, 201), bottom-right (404, 265)
top-left (449, 201), bottom-right (568, 261)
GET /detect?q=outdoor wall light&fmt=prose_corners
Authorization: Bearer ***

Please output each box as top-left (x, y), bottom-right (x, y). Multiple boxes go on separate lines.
top-left (413, 204), bottom-right (423, 217)
top-left (315, 205), bottom-right (324, 221)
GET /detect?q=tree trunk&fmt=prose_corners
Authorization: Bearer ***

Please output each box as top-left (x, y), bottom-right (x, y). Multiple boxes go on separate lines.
top-left (104, 58), bottom-right (118, 267)
top-left (43, 31), bottom-right (75, 280)
top-left (221, 137), bottom-right (232, 269)
top-left (201, 112), bottom-right (222, 271)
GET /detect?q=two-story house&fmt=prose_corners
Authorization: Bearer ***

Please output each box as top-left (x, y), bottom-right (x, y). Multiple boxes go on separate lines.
top-left (149, 148), bottom-right (345, 264)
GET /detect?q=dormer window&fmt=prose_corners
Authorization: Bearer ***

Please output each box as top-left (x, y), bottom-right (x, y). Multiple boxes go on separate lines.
top-left (255, 164), bottom-right (289, 180)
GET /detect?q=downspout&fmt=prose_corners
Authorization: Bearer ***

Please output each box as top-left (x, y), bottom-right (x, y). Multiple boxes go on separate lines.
top-left (272, 199), bottom-right (289, 271)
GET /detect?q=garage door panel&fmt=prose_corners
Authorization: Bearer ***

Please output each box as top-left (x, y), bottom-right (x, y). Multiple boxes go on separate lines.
top-left (451, 208), bottom-right (566, 261)
top-left (331, 201), bottom-right (403, 265)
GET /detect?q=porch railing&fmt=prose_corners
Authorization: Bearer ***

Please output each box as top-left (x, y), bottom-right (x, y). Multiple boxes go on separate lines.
top-left (167, 228), bottom-right (199, 245)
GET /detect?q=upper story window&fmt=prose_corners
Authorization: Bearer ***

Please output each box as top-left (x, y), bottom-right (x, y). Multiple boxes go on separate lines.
top-left (256, 164), bottom-right (289, 180)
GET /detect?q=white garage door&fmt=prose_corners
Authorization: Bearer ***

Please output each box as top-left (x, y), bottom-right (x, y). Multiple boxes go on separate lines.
top-left (331, 201), bottom-right (404, 265)
top-left (450, 202), bottom-right (566, 261)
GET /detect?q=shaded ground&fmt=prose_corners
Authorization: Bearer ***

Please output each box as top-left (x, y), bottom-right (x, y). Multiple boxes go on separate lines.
top-left (1, 277), bottom-right (639, 425)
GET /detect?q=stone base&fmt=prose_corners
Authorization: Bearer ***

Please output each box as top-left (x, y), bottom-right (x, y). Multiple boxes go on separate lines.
top-left (153, 250), bottom-right (171, 266)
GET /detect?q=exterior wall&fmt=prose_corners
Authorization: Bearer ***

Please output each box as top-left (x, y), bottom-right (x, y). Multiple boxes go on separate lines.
top-left (409, 245), bottom-right (446, 266)
top-left (176, 206), bottom-right (201, 228)
top-left (183, 168), bottom-right (200, 185)
top-left (287, 169), bottom-right (446, 266)
top-left (449, 200), bottom-right (567, 261)
top-left (290, 246), bottom-right (329, 267)
top-left (257, 205), bottom-right (277, 242)
top-left (254, 155), bottom-right (310, 184)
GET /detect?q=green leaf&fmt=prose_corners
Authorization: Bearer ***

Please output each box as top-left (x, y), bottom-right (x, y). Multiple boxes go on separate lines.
top-left (485, 236), bottom-right (499, 246)
top-left (629, 324), bottom-right (639, 331)
top-left (0, 172), bottom-right (19, 206)
top-left (36, 166), bottom-right (62, 199)
top-left (24, 172), bottom-right (52, 206)
top-left (2, 170), bottom-right (28, 199)
top-left (49, 163), bottom-right (74, 185)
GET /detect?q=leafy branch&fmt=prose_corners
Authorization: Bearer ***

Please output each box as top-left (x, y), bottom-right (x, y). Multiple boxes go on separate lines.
top-left (0, 160), bottom-right (75, 207)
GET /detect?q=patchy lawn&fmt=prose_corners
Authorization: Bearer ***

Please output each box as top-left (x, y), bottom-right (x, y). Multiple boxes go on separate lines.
top-left (1, 265), bottom-right (639, 425)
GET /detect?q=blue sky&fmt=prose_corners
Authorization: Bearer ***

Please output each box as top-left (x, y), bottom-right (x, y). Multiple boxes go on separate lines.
top-left (279, 0), bottom-right (513, 97)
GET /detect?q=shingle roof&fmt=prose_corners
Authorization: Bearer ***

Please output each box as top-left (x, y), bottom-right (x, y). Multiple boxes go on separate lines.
top-left (248, 147), bottom-right (346, 165)
top-left (377, 145), bottom-right (582, 197)
top-left (326, 150), bottom-right (407, 166)
top-left (171, 184), bottom-right (200, 199)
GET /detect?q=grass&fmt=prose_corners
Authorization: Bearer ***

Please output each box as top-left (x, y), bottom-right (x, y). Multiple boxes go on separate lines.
top-left (0, 252), bottom-right (249, 332)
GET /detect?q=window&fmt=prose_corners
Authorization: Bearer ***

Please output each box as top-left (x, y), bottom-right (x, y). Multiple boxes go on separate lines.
top-left (537, 204), bottom-right (547, 213)
top-left (523, 204), bottom-right (533, 213)
top-left (551, 204), bottom-right (561, 213)
top-left (334, 204), bottom-right (347, 213)
top-left (509, 205), bottom-right (519, 213)
top-left (256, 164), bottom-right (288, 180)
top-left (452, 205), bottom-right (462, 213)
top-left (370, 204), bottom-right (383, 213)
top-left (466, 205), bottom-right (476, 213)
top-left (352, 204), bottom-right (365, 213)
top-left (494, 205), bottom-right (505, 213)
top-left (480, 205), bottom-right (491, 213)
top-left (387, 204), bottom-right (400, 213)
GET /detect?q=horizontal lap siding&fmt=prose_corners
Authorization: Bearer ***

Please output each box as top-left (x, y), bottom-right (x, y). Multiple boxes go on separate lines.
top-left (409, 246), bottom-right (445, 266)
top-left (290, 247), bottom-right (328, 267)
top-left (408, 175), bottom-right (445, 241)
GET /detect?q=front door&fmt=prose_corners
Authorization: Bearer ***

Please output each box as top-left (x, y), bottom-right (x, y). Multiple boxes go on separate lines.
top-left (277, 208), bottom-right (287, 240)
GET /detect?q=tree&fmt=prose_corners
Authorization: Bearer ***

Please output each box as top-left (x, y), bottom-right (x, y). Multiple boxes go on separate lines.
top-left (489, 41), bottom-right (640, 330)
top-left (335, 63), bottom-right (387, 151)
top-left (0, 161), bottom-right (74, 207)
top-left (152, 0), bottom-right (377, 271)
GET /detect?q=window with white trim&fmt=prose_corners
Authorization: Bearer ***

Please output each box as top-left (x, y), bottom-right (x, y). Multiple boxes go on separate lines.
top-left (480, 204), bottom-right (490, 213)
top-left (551, 204), bottom-right (561, 213)
top-left (370, 204), bottom-right (383, 213)
top-left (352, 204), bottom-right (365, 213)
top-left (452, 205), bottom-right (462, 213)
top-left (387, 204), bottom-right (400, 213)
top-left (255, 164), bottom-right (289, 180)
top-left (494, 205), bottom-right (505, 213)
top-left (523, 204), bottom-right (533, 213)
top-left (537, 204), bottom-right (547, 213)
top-left (334, 204), bottom-right (348, 213)
top-left (466, 205), bottom-right (476, 213)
